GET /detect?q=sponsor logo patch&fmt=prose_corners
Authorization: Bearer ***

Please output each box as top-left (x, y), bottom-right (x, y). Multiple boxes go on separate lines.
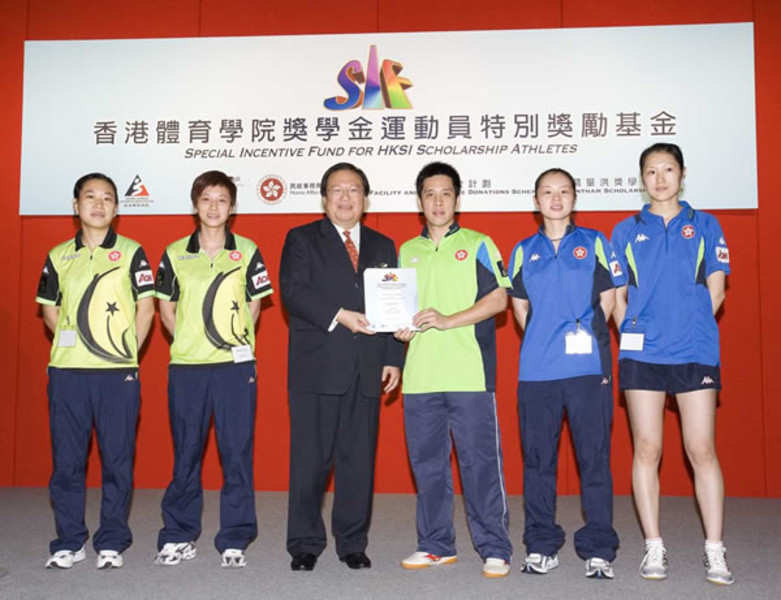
top-left (252, 272), bottom-right (269, 289)
top-left (716, 246), bottom-right (729, 263)
top-left (610, 260), bottom-right (624, 277)
top-left (135, 269), bottom-right (154, 286)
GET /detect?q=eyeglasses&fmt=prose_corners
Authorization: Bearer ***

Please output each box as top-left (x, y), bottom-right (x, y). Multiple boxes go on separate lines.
top-left (327, 186), bottom-right (363, 198)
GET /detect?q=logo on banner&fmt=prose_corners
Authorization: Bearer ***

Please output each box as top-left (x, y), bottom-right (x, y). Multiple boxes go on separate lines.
top-left (324, 45), bottom-right (413, 111)
top-left (382, 272), bottom-right (399, 282)
top-left (123, 175), bottom-right (154, 208)
top-left (125, 175), bottom-right (149, 198)
top-left (681, 225), bottom-right (695, 239)
top-left (257, 175), bottom-right (287, 204)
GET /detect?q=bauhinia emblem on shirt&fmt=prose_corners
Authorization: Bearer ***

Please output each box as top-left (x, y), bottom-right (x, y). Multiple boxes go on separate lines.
top-left (573, 246), bottom-right (588, 260)
top-left (681, 225), bottom-right (696, 239)
top-left (454, 249), bottom-right (468, 261)
top-left (229, 250), bottom-right (243, 261)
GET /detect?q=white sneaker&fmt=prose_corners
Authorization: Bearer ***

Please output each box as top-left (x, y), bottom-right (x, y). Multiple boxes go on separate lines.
top-left (401, 551), bottom-right (458, 570)
top-left (522, 553), bottom-right (559, 574)
top-left (154, 542), bottom-right (196, 566)
top-left (704, 545), bottom-right (734, 586)
top-left (585, 557), bottom-right (614, 579)
top-left (482, 557), bottom-right (510, 578)
top-left (45, 546), bottom-right (86, 569)
top-left (221, 548), bottom-right (246, 568)
top-left (639, 543), bottom-right (667, 580)
top-left (96, 550), bottom-right (123, 569)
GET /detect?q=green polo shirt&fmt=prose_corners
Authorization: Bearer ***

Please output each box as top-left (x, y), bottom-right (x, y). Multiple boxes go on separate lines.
top-left (155, 230), bottom-right (273, 365)
top-left (36, 228), bottom-right (155, 369)
top-left (399, 223), bottom-right (510, 394)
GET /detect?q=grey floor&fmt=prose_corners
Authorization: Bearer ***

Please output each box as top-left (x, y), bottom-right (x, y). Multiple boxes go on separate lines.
top-left (0, 488), bottom-right (778, 599)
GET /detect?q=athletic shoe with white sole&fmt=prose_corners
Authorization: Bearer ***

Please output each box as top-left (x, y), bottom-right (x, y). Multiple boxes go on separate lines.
top-left (154, 542), bottom-right (196, 566)
top-left (585, 557), bottom-right (614, 579)
top-left (401, 551), bottom-right (458, 569)
top-left (639, 543), bottom-right (667, 580)
top-left (704, 545), bottom-right (734, 586)
top-left (522, 553), bottom-right (559, 574)
top-left (482, 557), bottom-right (510, 578)
top-left (45, 546), bottom-right (86, 569)
top-left (221, 548), bottom-right (247, 568)
top-left (96, 550), bottom-right (123, 569)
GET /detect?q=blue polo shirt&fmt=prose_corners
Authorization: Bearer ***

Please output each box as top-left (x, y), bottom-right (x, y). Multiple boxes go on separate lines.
top-left (509, 225), bottom-right (625, 382)
top-left (610, 202), bottom-right (730, 366)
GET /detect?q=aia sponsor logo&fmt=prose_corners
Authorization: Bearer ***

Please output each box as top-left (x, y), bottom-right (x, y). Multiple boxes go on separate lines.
top-left (681, 225), bottom-right (695, 239)
top-left (455, 249), bottom-right (468, 261)
top-left (257, 175), bottom-right (286, 204)
top-left (252, 272), bottom-right (269, 289)
top-left (229, 250), bottom-right (243, 261)
top-left (573, 246), bottom-right (588, 260)
top-left (135, 269), bottom-right (154, 287)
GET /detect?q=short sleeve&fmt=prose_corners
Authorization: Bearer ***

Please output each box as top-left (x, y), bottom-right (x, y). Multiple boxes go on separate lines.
top-left (610, 220), bottom-right (631, 281)
top-left (155, 250), bottom-right (179, 302)
top-left (508, 241), bottom-right (528, 300)
top-left (35, 254), bottom-right (60, 306)
top-left (129, 247), bottom-right (155, 300)
top-left (596, 231), bottom-right (627, 289)
top-left (244, 247), bottom-right (274, 301)
top-left (476, 236), bottom-right (511, 298)
top-left (704, 215), bottom-right (730, 276)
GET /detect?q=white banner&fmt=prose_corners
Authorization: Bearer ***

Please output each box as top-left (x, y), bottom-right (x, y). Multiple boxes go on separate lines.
top-left (20, 23), bottom-right (756, 215)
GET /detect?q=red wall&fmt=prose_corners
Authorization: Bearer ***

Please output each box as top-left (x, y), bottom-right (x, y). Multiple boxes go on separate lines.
top-left (1, 0), bottom-right (778, 498)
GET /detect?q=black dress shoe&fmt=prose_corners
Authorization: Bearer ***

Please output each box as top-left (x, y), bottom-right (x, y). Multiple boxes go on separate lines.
top-left (341, 552), bottom-right (372, 569)
top-left (290, 553), bottom-right (317, 571)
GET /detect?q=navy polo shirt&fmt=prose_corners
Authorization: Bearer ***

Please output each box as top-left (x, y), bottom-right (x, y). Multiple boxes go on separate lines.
top-left (610, 201), bottom-right (730, 366)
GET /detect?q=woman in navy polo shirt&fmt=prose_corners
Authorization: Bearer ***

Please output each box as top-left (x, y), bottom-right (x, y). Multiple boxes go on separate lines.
top-left (611, 143), bottom-right (733, 585)
top-left (509, 168), bottom-right (624, 580)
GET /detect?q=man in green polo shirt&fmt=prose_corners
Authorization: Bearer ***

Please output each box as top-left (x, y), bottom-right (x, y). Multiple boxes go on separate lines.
top-left (396, 162), bottom-right (513, 578)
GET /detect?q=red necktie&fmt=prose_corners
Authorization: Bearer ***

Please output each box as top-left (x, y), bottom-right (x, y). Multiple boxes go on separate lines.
top-left (343, 230), bottom-right (359, 271)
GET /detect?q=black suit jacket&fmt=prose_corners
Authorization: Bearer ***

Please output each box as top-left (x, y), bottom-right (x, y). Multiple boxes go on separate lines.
top-left (280, 217), bottom-right (404, 398)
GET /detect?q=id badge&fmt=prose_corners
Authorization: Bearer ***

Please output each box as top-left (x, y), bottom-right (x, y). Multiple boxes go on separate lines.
top-left (565, 329), bottom-right (592, 355)
top-left (231, 344), bottom-right (254, 363)
top-left (620, 332), bottom-right (645, 351)
top-left (58, 329), bottom-right (77, 347)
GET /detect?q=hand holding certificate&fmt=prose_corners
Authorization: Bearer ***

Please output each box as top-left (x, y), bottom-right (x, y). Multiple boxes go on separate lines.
top-left (363, 268), bottom-right (418, 332)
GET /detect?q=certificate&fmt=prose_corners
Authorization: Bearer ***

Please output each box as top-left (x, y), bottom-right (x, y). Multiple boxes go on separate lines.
top-left (363, 268), bottom-right (418, 332)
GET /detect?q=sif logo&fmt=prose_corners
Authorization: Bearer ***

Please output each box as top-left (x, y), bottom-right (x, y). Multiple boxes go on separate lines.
top-left (324, 45), bottom-right (412, 111)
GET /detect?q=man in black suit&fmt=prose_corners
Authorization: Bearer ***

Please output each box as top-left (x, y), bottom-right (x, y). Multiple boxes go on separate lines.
top-left (281, 163), bottom-right (403, 571)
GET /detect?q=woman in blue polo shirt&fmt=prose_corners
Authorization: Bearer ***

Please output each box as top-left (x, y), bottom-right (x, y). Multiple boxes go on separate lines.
top-left (611, 143), bottom-right (733, 585)
top-left (509, 168), bottom-right (624, 580)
